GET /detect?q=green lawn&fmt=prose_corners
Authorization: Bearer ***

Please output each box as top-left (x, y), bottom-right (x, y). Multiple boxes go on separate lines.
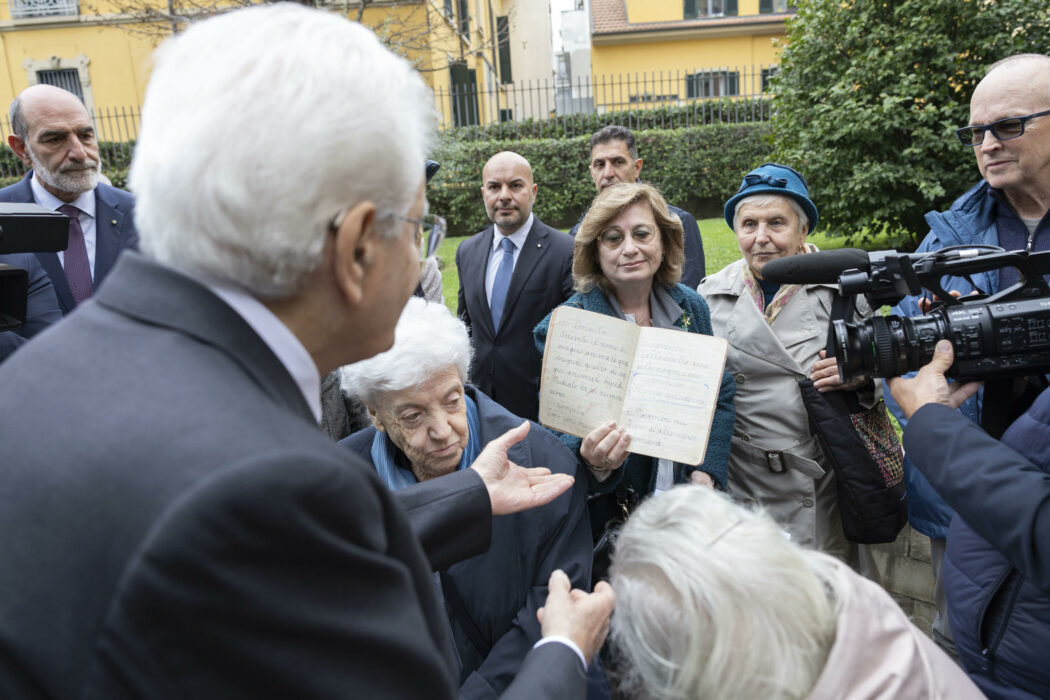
top-left (435, 217), bottom-right (856, 308)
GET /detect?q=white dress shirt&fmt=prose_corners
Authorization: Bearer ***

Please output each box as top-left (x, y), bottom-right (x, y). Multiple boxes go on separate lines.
top-left (30, 174), bottom-right (98, 276)
top-left (205, 280), bottom-right (323, 423)
top-left (484, 213), bottom-right (534, 304)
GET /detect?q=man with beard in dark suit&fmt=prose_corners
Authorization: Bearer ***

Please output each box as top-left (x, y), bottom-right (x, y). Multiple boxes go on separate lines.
top-left (0, 84), bottom-right (138, 313)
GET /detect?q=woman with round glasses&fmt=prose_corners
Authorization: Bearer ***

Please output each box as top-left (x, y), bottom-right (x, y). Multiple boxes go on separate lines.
top-left (698, 163), bottom-right (879, 575)
top-left (533, 182), bottom-right (735, 576)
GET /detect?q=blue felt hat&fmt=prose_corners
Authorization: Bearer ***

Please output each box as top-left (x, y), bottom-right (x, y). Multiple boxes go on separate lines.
top-left (723, 163), bottom-right (819, 233)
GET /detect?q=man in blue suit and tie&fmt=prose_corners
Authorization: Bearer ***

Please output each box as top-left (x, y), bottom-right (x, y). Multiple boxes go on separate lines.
top-left (455, 152), bottom-right (575, 422)
top-left (0, 84), bottom-right (138, 314)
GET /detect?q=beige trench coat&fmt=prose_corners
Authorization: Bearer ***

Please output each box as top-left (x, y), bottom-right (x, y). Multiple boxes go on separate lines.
top-left (699, 258), bottom-right (878, 566)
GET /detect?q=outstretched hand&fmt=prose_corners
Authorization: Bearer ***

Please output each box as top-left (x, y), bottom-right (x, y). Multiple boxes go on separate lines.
top-left (470, 421), bottom-right (575, 515)
top-left (886, 340), bottom-right (980, 419)
top-left (536, 569), bottom-right (615, 665)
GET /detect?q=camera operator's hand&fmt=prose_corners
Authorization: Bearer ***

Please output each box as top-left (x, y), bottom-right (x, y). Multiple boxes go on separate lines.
top-left (886, 340), bottom-right (980, 419)
top-left (918, 289), bottom-right (977, 313)
top-left (811, 350), bottom-right (871, 393)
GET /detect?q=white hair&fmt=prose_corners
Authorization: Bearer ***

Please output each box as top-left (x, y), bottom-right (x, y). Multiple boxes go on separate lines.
top-left (131, 4), bottom-right (435, 298)
top-left (732, 193), bottom-right (809, 232)
top-left (338, 297), bottom-right (473, 405)
top-left (609, 486), bottom-right (842, 700)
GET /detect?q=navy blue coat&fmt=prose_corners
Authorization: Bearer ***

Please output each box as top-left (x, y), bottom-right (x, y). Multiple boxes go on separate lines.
top-left (0, 173), bottom-right (138, 314)
top-left (886, 179), bottom-right (1050, 540)
top-left (905, 394), bottom-right (1050, 699)
top-left (0, 252), bottom-right (62, 363)
top-left (341, 387), bottom-right (593, 699)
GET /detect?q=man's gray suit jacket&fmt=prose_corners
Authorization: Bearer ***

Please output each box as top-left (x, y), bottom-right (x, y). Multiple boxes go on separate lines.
top-left (0, 253), bottom-right (586, 699)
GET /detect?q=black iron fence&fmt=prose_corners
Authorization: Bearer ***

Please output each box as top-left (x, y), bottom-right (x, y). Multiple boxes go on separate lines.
top-left (433, 66), bottom-right (776, 139)
top-left (0, 68), bottom-right (775, 178)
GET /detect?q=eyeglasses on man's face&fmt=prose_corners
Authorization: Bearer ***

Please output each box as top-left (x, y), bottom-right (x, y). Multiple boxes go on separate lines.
top-left (330, 209), bottom-right (447, 261)
top-left (596, 227), bottom-right (656, 250)
top-left (955, 109), bottom-right (1050, 146)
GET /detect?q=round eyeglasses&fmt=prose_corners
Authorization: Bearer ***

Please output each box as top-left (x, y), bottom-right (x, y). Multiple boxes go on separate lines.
top-left (596, 227), bottom-right (655, 249)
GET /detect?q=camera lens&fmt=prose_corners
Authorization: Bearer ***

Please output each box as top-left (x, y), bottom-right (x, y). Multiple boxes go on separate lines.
top-left (832, 312), bottom-right (950, 380)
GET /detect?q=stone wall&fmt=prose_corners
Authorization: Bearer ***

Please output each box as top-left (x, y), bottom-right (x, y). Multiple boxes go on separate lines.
top-left (871, 525), bottom-right (937, 635)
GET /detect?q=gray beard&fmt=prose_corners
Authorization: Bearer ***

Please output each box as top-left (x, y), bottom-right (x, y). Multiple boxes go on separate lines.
top-left (28, 147), bottom-right (100, 196)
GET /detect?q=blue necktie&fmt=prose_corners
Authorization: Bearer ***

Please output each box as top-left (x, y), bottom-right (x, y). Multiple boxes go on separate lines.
top-left (490, 236), bottom-right (516, 329)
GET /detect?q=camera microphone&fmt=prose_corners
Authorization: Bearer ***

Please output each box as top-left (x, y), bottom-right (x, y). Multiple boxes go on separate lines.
top-left (761, 248), bottom-right (872, 284)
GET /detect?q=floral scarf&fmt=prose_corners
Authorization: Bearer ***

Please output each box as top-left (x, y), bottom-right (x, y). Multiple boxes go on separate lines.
top-left (741, 243), bottom-right (817, 325)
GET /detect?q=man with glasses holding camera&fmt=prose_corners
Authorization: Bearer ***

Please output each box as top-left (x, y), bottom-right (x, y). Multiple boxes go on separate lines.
top-left (883, 52), bottom-right (1050, 669)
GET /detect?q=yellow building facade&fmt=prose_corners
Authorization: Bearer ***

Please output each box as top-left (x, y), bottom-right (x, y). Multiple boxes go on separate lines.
top-left (0, 0), bottom-right (548, 136)
top-left (588, 0), bottom-right (791, 109)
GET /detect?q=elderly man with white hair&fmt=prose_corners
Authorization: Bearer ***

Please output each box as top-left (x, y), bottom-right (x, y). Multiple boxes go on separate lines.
top-left (339, 297), bottom-right (592, 699)
top-left (608, 486), bottom-right (983, 700)
top-left (0, 5), bottom-right (613, 699)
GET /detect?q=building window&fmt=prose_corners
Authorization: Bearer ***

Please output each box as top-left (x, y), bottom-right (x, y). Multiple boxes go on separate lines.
top-left (37, 69), bottom-right (85, 102)
top-left (456, 0), bottom-right (469, 35)
top-left (10, 0), bottom-right (77, 18)
top-left (22, 55), bottom-right (94, 114)
top-left (496, 16), bottom-right (512, 84)
top-left (449, 62), bottom-right (479, 127)
top-left (628, 93), bottom-right (678, 104)
top-left (444, 0), bottom-right (453, 17)
top-left (759, 0), bottom-right (789, 12)
top-left (684, 0), bottom-right (737, 18)
top-left (761, 67), bottom-right (779, 92)
top-left (686, 70), bottom-right (740, 98)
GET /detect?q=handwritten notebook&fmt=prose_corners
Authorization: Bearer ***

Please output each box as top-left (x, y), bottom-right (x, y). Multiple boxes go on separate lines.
top-left (539, 305), bottom-right (729, 465)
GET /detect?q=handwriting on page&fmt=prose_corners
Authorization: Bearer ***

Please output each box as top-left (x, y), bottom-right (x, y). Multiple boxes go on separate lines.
top-left (539, 308), bottom-right (635, 437)
top-left (620, 330), bottom-right (726, 465)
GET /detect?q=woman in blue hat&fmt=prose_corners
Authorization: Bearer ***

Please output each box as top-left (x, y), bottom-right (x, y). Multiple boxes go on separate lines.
top-left (698, 163), bottom-right (880, 576)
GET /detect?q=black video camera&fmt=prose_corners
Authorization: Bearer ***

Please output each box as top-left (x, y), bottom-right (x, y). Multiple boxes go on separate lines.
top-left (0, 203), bottom-right (69, 331)
top-left (762, 245), bottom-right (1050, 382)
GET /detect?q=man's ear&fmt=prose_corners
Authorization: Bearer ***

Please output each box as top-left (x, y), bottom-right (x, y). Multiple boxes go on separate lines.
top-left (8, 135), bottom-right (31, 168)
top-left (634, 157), bottom-right (644, 180)
top-left (332, 201), bottom-right (378, 308)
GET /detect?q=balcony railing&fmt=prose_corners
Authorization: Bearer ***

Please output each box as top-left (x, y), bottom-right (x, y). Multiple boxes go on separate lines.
top-left (10, 0), bottom-right (79, 19)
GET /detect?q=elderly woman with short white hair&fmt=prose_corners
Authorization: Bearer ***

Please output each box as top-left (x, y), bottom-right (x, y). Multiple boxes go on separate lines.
top-left (609, 485), bottom-right (983, 700)
top-left (338, 297), bottom-right (592, 698)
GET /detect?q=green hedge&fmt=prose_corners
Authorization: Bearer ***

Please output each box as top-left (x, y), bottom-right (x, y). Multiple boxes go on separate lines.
top-left (450, 98), bottom-right (772, 141)
top-left (0, 122), bottom-right (774, 236)
top-left (429, 122), bottom-right (774, 237)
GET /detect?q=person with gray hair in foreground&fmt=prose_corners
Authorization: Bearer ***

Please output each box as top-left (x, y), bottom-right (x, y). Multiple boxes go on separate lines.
top-left (0, 4), bottom-right (612, 699)
top-left (608, 486), bottom-right (982, 700)
top-left (339, 297), bottom-right (594, 698)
